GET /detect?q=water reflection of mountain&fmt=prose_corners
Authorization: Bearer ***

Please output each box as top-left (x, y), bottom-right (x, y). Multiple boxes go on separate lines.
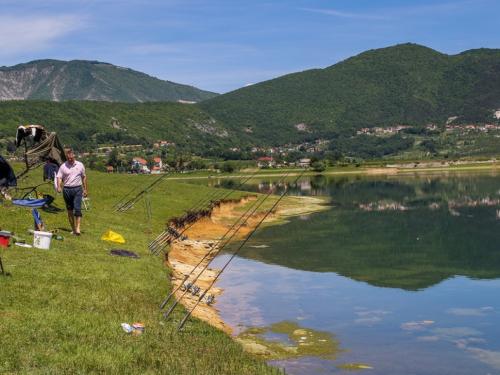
top-left (229, 175), bottom-right (500, 291)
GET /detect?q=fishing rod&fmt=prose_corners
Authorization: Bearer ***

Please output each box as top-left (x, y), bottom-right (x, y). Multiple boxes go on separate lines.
top-left (114, 172), bottom-right (171, 213)
top-left (159, 167), bottom-right (299, 314)
top-left (146, 175), bottom-right (236, 253)
top-left (149, 167), bottom-right (262, 257)
top-left (175, 167), bottom-right (309, 333)
top-left (110, 173), bottom-right (156, 209)
top-left (149, 167), bottom-right (262, 255)
top-left (113, 171), bottom-right (173, 213)
top-left (147, 179), bottom-right (233, 253)
top-left (147, 168), bottom-right (258, 254)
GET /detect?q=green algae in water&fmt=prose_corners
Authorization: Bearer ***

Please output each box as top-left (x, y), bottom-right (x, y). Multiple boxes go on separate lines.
top-left (236, 320), bottom-right (349, 362)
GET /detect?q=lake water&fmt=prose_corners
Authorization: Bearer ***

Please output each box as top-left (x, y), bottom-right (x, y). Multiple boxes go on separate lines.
top-left (186, 172), bottom-right (500, 374)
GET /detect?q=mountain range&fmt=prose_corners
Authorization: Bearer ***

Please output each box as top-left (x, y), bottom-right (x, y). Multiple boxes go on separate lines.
top-left (197, 43), bottom-right (500, 144)
top-left (1, 43), bottom-right (500, 153)
top-left (0, 59), bottom-right (218, 103)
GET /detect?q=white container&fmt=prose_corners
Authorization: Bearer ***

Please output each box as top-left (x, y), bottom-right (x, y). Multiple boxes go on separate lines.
top-left (33, 231), bottom-right (52, 249)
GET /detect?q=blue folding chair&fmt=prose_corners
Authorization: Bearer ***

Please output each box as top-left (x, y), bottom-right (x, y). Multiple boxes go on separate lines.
top-left (31, 208), bottom-right (45, 232)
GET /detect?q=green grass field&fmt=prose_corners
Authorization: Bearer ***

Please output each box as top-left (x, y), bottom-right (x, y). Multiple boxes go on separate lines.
top-left (0, 167), bottom-right (283, 374)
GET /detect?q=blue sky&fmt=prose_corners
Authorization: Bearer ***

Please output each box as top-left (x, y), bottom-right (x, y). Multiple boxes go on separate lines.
top-left (1, 0), bottom-right (499, 94)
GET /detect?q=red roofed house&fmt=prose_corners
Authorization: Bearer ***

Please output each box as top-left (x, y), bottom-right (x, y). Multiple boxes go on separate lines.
top-left (152, 158), bottom-right (162, 174)
top-left (257, 156), bottom-right (275, 167)
top-left (131, 157), bottom-right (150, 173)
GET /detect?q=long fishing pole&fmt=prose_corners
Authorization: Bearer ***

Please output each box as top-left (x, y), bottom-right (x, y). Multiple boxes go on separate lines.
top-left (115, 172), bottom-right (171, 212)
top-left (110, 173), bottom-right (156, 209)
top-left (113, 171), bottom-right (173, 213)
top-left (158, 167), bottom-right (299, 313)
top-left (162, 167), bottom-right (299, 317)
top-left (152, 167), bottom-right (261, 251)
top-left (149, 167), bottom-right (262, 255)
top-left (147, 170), bottom-right (247, 250)
top-left (175, 167), bottom-right (309, 333)
top-left (150, 167), bottom-right (262, 256)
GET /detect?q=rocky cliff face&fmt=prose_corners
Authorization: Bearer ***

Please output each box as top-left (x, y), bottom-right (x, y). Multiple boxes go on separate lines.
top-left (0, 65), bottom-right (52, 100)
top-left (0, 60), bottom-right (218, 103)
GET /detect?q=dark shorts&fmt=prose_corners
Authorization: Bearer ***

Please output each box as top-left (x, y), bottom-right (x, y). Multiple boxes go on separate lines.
top-left (63, 186), bottom-right (83, 217)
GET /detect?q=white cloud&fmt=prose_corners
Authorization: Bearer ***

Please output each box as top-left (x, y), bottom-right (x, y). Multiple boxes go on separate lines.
top-left (354, 309), bottom-right (392, 316)
top-left (301, 1), bottom-right (487, 23)
top-left (0, 15), bottom-right (85, 54)
top-left (299, 8), bottom-right (389, 20)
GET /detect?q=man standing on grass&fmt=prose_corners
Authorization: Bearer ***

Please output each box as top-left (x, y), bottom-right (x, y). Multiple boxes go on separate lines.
top-left (56, 150), bottom-right (87, 235)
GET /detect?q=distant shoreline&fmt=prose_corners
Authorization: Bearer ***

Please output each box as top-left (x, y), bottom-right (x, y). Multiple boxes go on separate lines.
top-left (165, 159), bottom-right (500, 181)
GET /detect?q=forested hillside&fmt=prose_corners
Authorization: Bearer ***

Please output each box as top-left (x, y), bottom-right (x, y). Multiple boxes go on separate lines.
top-left (2, 44), bottom-right (500, 161)
top-left (0, 60), bottom-right (218, 103)
top-left (197, 43), bottom-right (500, 145)
top-left (0, 100), bottom-right (242, 154)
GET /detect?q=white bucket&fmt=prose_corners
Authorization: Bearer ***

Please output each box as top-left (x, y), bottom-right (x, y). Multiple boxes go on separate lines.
top-left (33, 231), bottom-right (52, 249)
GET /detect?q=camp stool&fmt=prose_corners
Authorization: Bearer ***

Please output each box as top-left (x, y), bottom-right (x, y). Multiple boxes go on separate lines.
top-left (82, 197), bottom-right (91, 211)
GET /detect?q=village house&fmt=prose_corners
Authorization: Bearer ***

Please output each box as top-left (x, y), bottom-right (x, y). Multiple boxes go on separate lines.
top-left (257, 156), bottom-right (275, 167)
top-left (131, 157), bottom-right (150, 173)
top-left (151, 157), bottom-right (162, 174)
top-left (154, 140), bottom-right (169, 147)
top-left (296, 158), bottom-right (311, 168)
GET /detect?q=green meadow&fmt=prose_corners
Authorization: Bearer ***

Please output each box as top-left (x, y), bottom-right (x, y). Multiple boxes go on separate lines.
top-left (0, 166), bottom-right (283, 375)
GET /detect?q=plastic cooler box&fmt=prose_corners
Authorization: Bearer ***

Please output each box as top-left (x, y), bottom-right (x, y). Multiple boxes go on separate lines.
top-left (0, 231), bottom-right (11, 247)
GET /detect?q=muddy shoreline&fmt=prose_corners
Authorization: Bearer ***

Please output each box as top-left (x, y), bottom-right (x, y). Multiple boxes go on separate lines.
top-left (165, 195), bottom-right (329, 333)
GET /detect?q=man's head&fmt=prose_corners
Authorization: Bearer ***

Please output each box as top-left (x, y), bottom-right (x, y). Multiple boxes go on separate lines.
top-left (66, 151), bottom-right (75, 165)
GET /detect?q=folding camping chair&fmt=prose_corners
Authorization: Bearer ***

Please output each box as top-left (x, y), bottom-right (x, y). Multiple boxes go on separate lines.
top-left (31, 208), bottom-right (46, 231)
top-left (82, 197), bottom-right (91, 211)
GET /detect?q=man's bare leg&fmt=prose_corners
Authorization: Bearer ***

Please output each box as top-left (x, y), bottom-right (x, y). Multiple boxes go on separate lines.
top-left (68, 210), bottom-right (76, 233)
top-left (76, 216), bottom-right (82, 235)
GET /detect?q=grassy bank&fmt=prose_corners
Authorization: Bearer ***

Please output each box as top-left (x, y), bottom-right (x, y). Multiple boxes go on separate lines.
top-left (0, 168), bottom-right (284, 374)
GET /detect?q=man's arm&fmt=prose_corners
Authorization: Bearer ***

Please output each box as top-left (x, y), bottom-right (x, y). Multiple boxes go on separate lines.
top-left (57, 177), bottom-right (62, 194)
top-left (82, 176), bottom-right (88, 197)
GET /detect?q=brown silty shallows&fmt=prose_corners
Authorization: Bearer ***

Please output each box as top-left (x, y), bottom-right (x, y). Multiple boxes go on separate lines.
top-left (164, 195), bottom-right (273, 334)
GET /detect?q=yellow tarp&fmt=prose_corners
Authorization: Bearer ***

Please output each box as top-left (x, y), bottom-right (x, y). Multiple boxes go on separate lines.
top-left (101, 229), bottom-right (125, 244)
